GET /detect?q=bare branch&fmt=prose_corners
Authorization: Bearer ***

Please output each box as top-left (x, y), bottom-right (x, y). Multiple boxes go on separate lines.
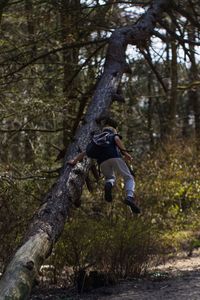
top-left (140, 48), bottom-right (168, 93)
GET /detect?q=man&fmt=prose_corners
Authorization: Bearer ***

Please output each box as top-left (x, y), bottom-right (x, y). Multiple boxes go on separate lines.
top-left (68, 127), bottom-right (140, 214)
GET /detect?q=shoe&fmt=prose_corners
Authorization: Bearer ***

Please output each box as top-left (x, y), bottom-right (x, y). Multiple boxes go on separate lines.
top-left (125, 196), bottom-right (141, 214)
top-left (104, 182), bottom-right (113, 202)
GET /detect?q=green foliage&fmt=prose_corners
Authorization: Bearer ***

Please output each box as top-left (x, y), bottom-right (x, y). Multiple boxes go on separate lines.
top-left (53, 209), bottom-right (162, 282)
top-left (0, 162), bottom-right (54, 270)
top-left (1, 139), bottom-right (199, 282)
top-left (136, 140), bottom-right (200, 254)
top-left (0, 0), bottom-right (200, 289)
top-left (42, 139), bottom-right (200, 285)
top-left (137, 140), bottom-right (200, 228)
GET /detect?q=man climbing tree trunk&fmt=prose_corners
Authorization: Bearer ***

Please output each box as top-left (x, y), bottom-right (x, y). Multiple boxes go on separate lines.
top-left (0, 1), bottom-right (173, 298)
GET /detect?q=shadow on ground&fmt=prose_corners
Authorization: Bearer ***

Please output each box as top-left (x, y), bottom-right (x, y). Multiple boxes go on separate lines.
top-left (31, 251), bottom-right (200, 300)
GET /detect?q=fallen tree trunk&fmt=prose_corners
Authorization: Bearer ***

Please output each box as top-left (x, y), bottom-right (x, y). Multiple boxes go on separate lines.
top-left (0, 1), bottom-right (172, 298)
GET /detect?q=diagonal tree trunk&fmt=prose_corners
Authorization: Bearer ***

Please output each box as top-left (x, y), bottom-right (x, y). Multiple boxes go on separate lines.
top-left (0, 0), bottom-right (9, 25)
top-left (0, 1), bottom-right (172, 298)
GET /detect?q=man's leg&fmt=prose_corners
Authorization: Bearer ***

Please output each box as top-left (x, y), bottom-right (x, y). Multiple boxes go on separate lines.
top-left (113, 158), bottom-right (140, 214)
top-left (100, 159), bottom-right (116, 202)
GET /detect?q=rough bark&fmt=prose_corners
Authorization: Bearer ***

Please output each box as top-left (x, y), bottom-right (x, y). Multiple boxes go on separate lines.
top-left (0, 1), bottom-right (172, 299)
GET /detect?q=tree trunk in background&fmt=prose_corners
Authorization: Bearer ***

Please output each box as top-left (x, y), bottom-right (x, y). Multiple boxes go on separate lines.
top-left (0, 1), bottom-right (10, 162)
top-left (160, 25), bottom-right (178, 139)
top-left (0, 0), bottom-right (9, 25)
top-left (159, 32), bottom-right (170, 140)
top-left (188, 28), bottom-right (200, 145)
top-left (24, 0), bottom-right (36, 162)
top-left (147, 73), bottom-right (154, 146)
top-left (0, 1), bottom-right (172, 298)
top-left (182, 96), bottom-right (191, 137)
top-left (0, 122), bottom-right (9, 163)
top-left (25, 0), bottom-right (37, 57)
top-left (11, 122), bottom-right (20, 162)
top-left (168, 25), bottom-right (178, 136)
top-left (60, 0), bottom-right (81, 148)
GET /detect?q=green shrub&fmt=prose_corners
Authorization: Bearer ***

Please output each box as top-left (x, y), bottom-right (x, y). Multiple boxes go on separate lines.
top-left (52, 205), bottom-right (163, 286)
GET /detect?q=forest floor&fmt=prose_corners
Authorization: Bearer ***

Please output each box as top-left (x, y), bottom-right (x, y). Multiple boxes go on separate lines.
top-left (31, 249), bottom-right (200, 300)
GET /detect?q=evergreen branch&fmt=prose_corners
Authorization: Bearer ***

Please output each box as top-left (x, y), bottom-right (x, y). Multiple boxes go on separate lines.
top-left (0, 174), bottom-right (57, 181)
top-left (0, 127), bottom-right (64, 133)
top-left (1, 38), bottom-right (108, 80)
top-left (65, 42), bottom-right (107, 89)
top-left (153, 29), bottom-right (200, 46)
top-left (177, 81), bottom-right (200, 91)
top-left (173, 4), bottom-right (200, 30)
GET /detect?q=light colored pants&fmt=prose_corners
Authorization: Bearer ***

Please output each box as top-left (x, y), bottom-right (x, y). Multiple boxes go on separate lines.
top-left (100, 158), bottom-right (135, 197)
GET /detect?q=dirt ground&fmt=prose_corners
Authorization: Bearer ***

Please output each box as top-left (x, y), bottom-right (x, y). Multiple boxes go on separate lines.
top-left (31, 250), bottom-right (200, 300)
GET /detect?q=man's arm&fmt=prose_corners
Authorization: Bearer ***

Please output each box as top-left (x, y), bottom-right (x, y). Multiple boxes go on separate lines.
top-left (114, 136), bottom-right (133, 161)
top-left (67, 151), bottom-right (86, 165)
